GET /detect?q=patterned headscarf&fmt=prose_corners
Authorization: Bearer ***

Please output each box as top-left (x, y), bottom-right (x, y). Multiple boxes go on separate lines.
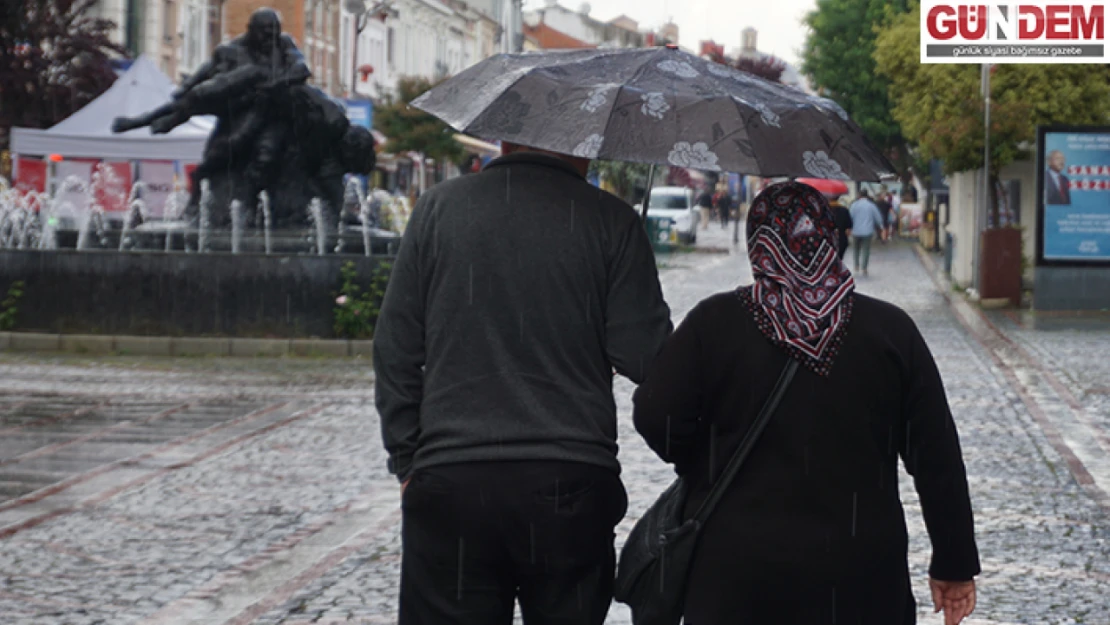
top-left (740, 181), bottom-right (855, 376)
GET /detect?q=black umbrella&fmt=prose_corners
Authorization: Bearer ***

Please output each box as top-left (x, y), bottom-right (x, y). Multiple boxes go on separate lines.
top-left (412, 46), bottom-right (895, 183)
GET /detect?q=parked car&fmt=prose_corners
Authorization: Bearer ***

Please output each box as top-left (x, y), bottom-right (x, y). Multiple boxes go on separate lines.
top-left (636, 186), bottom-right (698, 244)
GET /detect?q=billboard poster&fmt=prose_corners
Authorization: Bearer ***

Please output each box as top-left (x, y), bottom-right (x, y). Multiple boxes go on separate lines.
top-left (92, 161), bottom-right (132, 213)
top-left (1039, 127), bottom-right (1110, 263)
top-left (14, 157), bottom-right (47, 195)
top-left (139, 161), bottom-right (177, 219)
top-left (54, 160), bottom-right (94, 219)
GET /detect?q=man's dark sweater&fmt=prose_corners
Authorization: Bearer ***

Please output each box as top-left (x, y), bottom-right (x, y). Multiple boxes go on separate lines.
top-left (373, 152), bottom-right (673, 483)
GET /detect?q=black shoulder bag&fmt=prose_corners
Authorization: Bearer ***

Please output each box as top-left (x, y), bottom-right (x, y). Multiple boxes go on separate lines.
top-left (614, 359), bottom-right (800, 625)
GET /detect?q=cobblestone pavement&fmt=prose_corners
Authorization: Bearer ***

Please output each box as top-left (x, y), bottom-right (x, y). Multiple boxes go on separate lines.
top-left (0, 224), bottom-right (1107, 625)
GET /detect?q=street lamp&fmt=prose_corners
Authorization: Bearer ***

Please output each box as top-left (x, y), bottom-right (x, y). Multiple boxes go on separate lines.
top-left (344, 0), bottom-right (398, 98)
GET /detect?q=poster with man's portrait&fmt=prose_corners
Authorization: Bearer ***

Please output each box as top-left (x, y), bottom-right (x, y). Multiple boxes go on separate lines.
top-left (1039, 130), bottom-right (1110, 262)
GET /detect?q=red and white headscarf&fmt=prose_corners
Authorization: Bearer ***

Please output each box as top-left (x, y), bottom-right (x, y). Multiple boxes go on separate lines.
top-left (740, 181), bottom-right (855, 376)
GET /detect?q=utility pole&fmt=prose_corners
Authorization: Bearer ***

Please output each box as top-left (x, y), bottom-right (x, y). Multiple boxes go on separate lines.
top-left (973, 62), bottom-right (991, 290)
top-left (345, 0), bottom-right (397, 98)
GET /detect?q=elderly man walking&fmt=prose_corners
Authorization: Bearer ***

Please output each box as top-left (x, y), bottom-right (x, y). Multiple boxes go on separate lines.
top-left (849, 190), bottom-right (886, 277)
top-left (374, 142), bottom-right (672, 625)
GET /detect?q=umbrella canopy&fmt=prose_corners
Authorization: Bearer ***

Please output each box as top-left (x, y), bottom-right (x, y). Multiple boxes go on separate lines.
top-left (795, 177), bottom-right (850, 197)
top-left (412, 47), bottom-right (895, 181)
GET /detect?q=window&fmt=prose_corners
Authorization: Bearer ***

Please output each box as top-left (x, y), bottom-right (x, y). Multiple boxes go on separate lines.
top-left (315, 3), bottom-right (325, 37)
top-left (387, 27), bottom-right (394, 64)
top-left (163, 0), bottom-right (176, 40)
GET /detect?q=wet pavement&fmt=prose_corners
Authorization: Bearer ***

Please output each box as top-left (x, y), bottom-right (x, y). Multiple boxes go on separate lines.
top-left (0, 223), bottom-right (1108, 624)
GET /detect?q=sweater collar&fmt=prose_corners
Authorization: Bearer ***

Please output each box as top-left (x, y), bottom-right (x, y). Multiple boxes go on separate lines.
top-left (483, 152), bottom-right (585, 179)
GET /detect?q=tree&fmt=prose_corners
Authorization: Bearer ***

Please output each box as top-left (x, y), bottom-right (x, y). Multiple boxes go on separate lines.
top-left (0, 0), bottom-right (125, 150)
top-left (704, 49), bottom-right (785, 84)
top-left (874, 4), bottom-right (1110, 223)
top-left (589, 160), bottom-right (652, 203)
top-left (802, 0), bottom-right (911, 175)
top-left (374, 77), bottom-right (464, 163)
top-left (733, 55), bottom-right (786, 84)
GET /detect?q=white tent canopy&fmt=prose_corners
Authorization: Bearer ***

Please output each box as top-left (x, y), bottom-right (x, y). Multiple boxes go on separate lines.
top-left (10, 55), bottom-right (213, 161)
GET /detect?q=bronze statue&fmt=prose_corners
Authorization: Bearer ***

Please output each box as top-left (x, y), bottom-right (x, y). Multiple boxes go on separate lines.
top-left (112, 8), bottom-right (375, 231)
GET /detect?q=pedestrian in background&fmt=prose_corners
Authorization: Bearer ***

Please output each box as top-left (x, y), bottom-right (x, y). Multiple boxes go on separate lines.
top-left (698, 186), bottom-right (714, 230)
top-left (849, 190), bottom-right (885, 276)
top-left (714, 185), bottom-right (731, 228)
top-left (888, 189), bottom-right (896, 238)
top-left (830, 194), bottom-right (853, 260)
top-left (374, 141), bottom-right (673, 624)
top-left (875, 189), bottom-right (893, 244)
top-left (633, 181), bottom-right (980, 625)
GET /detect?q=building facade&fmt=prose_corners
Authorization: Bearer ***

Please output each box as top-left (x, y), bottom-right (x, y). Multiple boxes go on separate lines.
top-left (523, 0), bottom-right (645, 49)
top-left (342, 0), bottom-right (502, 102)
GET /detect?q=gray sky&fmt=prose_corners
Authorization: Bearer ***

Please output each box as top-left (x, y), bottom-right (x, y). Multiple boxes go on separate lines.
top-left (522, 0), bottom-right (817, 67)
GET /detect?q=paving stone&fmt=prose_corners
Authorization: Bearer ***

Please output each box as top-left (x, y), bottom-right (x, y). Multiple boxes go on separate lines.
top-left (0, 228), bottom-right (1105, 625)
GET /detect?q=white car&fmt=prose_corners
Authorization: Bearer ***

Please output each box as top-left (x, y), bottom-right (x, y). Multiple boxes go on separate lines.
top-left (638, 186), bottom-right (699, 244)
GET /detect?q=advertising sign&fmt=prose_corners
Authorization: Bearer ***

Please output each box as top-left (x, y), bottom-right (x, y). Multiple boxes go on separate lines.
top-left (921, 1), bottom-right (1108, 63)
top-left (54, 160), bottom-right (94, 218)
top-left (92, 161), bottom-right (132, 213)
top-left (1037, 126), bottom-right (1110, 263)
top-left (139, 161), bottom-right (177, 219)
top-left (14, 157), bottom-right (47, 195)
top-left (344, 99), bottom-right (373, 130)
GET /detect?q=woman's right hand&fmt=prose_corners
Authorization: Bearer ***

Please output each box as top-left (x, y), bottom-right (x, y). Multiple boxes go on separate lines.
top-left (929, 578), bottom-right (977, 625)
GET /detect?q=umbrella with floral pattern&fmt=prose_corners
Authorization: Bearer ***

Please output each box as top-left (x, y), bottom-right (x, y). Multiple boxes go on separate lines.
top-left (411, 46), bottom-right (895, 181)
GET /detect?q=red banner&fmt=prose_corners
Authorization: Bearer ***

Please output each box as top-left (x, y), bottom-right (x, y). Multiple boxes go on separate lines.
top-left (14, 158), bottom-right (47, 195)
top-left (92, 161), bottom-right (132, 213)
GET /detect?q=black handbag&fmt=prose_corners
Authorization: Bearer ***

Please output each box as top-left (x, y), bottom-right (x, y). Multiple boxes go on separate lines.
top-left (614, 359), bottom-right (799, 625)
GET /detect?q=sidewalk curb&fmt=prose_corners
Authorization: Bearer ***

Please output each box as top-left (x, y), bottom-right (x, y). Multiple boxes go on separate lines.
top-left (913, 244), bottom-right (1110, 513)
top-left (0, 331), bottom-right (371, 360)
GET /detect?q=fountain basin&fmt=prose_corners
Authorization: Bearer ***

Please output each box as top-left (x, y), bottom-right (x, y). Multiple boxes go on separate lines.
top-left (0, 249), bottom-right (393, 338)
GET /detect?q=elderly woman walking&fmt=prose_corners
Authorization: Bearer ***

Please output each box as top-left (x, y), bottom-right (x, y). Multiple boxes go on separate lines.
top-left (632, 182), bottom-right (980, 625)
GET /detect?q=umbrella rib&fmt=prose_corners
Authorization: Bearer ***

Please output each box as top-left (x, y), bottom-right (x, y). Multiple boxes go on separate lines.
top-left (727, 95), bottom-right (767, 177)
top-left (594, 51), bottom-right (663, 161)
top-left (459, 66), bottom-right (537, 135)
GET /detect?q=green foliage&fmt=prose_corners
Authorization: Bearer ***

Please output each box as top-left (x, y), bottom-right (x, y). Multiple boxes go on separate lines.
top-left (333, 262), bottom-right (391, 339)
top-left (0, 280), bottom-right (24, 330)
top-left (0, 0), bottom-right (126, 149)
top-left (875, 4), bottom-right (1110, 222)
top-left (374, 77), bottom-right (464, 163)
top-left (802, 0), bottom-right (911, 161)
top-left (589, 160), bottom-right (653, 203)
top-left (876, 5), bottom-right (1110, 176)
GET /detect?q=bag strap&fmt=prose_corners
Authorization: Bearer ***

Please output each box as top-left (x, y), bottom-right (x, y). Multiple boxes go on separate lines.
top-left (691, 358), bottom-right (799, 523)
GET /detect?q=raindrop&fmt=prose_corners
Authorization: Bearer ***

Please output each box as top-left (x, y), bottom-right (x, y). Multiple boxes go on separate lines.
top-left (664, 415), bottom-right (671, 457)
top-left (469, 264), bottom-right (474, 305)
top-left (457, 538), bottom-right (466, 600)
top-left (708, 424), bottom-right (717, 479)
top-left (851, 492), bottom-right (858, 538)
top-left (506, 169), bottom-right (511, 204)
top-left (831, 586), bottom-right (837, 623)
top-left (520, 312), bottom-right (525, 342)
top-left (530, 523), bottom-right (536, 564)
top-left (803, 445), bottom-right (810, 476)
top-left (585, 293), bottom-right (591, 323)
top-left (570, 199), bottom-right (575, 232)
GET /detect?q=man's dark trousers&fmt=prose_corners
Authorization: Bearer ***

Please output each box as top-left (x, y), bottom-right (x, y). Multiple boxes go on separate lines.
top-left (400, 460), bottom-right (628, 625)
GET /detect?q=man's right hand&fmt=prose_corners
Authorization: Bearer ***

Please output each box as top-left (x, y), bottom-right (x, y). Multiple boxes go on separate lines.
top-left (171, 87), bottom-right (186, 100)
top-left (929, 578), bottom-right (976, 625)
